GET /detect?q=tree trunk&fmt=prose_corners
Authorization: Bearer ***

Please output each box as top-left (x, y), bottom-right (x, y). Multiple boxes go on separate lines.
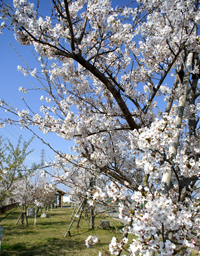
top-left (161, 52), bottom-right (193, 194)
top-left (24, 207), bottom-right (28, 226)
top-left (21, 211), bottom-right (24, 225)
top-left (90, 206), bottom-right (94, 229)
top-left (34, 208), bottom-right (38, 225)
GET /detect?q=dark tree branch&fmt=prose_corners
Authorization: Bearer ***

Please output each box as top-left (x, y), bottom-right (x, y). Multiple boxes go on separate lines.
top-left (143, 45), bottom-right (185, 114)
top-left (63, 0), bottom-right (75, 51)
top-left (73, 54), bottom-right (140, 130)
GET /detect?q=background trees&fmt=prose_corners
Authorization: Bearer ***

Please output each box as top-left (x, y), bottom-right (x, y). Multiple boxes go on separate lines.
top-left (0, 135), bottom-right (33, 207)
top-left (0, 0), bottom-right (200, 255)
top-left (14, 171), bottom-right (55, 225)
top-left (33, 173), bottom-right (55, 211)
top-left (14, 175), bottom-right (35, 225)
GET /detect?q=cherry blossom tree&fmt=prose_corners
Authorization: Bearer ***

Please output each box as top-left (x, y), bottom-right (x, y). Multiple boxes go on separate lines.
top-left (14, 173), bottom-right (35, 226)
top-left (31, 171), bottom-right (55, 224)
top-left (53, 162), bottom-right (108, 229)
top-left (33, 171), bottom-right (55, 211)
top-left (1, 0), bottom-right (200, 255)
top-left (14, 170), bottom-right (55, 225)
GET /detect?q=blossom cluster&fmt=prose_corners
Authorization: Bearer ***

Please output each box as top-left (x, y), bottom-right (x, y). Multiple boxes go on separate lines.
top-left (109, 237), bottom-right (128, 255)
top-left (85, 235), bottom-right (98, 248)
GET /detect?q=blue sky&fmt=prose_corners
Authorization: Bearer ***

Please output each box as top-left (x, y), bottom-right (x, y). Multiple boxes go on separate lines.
top-left (0, 1), bottom-right (74, 172)
top-left (0, 0), bottom-right (136, 168)
top-left (0, 28), bottom-right (73, 168)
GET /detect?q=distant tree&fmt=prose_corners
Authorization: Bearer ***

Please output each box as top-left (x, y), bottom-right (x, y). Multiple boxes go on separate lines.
top-left (14, 172), bottom-right (34, 226)
top-left (33, 172), bottom-right (55, 211)
top-left (0, 135), bottom-right (34, 207)
top-left (65, 169), bottom-right (106, 229)
top-left (13, 170), bottom-right (55, 226)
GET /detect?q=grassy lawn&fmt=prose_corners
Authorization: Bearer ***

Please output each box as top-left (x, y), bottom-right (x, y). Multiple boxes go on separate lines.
top-left (0, 206), bottom-right (126, 256)
top-left (0, 206), bottom-right (199, 256)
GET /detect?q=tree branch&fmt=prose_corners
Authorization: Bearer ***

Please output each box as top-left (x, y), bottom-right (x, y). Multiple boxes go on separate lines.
top-left (63, 0), bottom-right (75, 51)
top-left (74, 54), bottom-right (140, 130)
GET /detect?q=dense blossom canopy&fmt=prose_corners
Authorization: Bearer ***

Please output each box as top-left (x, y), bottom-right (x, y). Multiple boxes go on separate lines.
top-left (0, 0), bottom-right (200, 255)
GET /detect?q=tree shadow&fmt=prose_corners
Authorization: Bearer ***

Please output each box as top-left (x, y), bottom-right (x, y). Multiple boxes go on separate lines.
top-left (1, 236), bottom-right (88, 256)
top-left (0, 208), bottom-right (20, 222)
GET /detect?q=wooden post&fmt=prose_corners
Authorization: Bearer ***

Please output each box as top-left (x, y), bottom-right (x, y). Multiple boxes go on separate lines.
top-left (76, 208), bottom-right (84, 229)
top-left (64, 199), bottom-right (86, 237)
top-left (71, 205), bottom-right (77, 220)
top-left (16, 213), bottom-right (22, 225)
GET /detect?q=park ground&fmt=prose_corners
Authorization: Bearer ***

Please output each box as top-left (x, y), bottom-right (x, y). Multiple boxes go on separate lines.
top-left (0, 206), bottom-right (199, 256)
top-left (0, 206), bottom-right (126, 256)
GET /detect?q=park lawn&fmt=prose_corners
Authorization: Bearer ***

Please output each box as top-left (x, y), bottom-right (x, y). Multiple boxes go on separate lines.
top-left (0, 206), bottom-right (199, 256)
top-left (0, 206), bottom-right (128, 256)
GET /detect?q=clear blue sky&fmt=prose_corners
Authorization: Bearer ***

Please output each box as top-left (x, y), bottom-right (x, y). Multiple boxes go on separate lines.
top-left (0, 0), bottom-right (135, 167)
top-left (0, 1), bottom-right (74, 170)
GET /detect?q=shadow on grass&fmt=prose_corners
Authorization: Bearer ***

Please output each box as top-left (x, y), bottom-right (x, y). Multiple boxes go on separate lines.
top-left (48, 211), bottom-right (72, 216)
top-left (5, 230), bottom-right (36, 236)
top-left (0, 208), bottom-right (20, 223)
top-left (1, 236), bottom-right (87, 256)
top-left (39, 220), bottom-right (67, 226)
top-left (2, 243), bottom-right (26, 250)
top-left (66, 228), bottom-right (92, 237)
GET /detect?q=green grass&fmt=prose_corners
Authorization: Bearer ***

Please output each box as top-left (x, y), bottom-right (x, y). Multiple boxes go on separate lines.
top-left (0, 207), bottom-right (199, 256)
top-left (0, 206), bottom-right (127, 256)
